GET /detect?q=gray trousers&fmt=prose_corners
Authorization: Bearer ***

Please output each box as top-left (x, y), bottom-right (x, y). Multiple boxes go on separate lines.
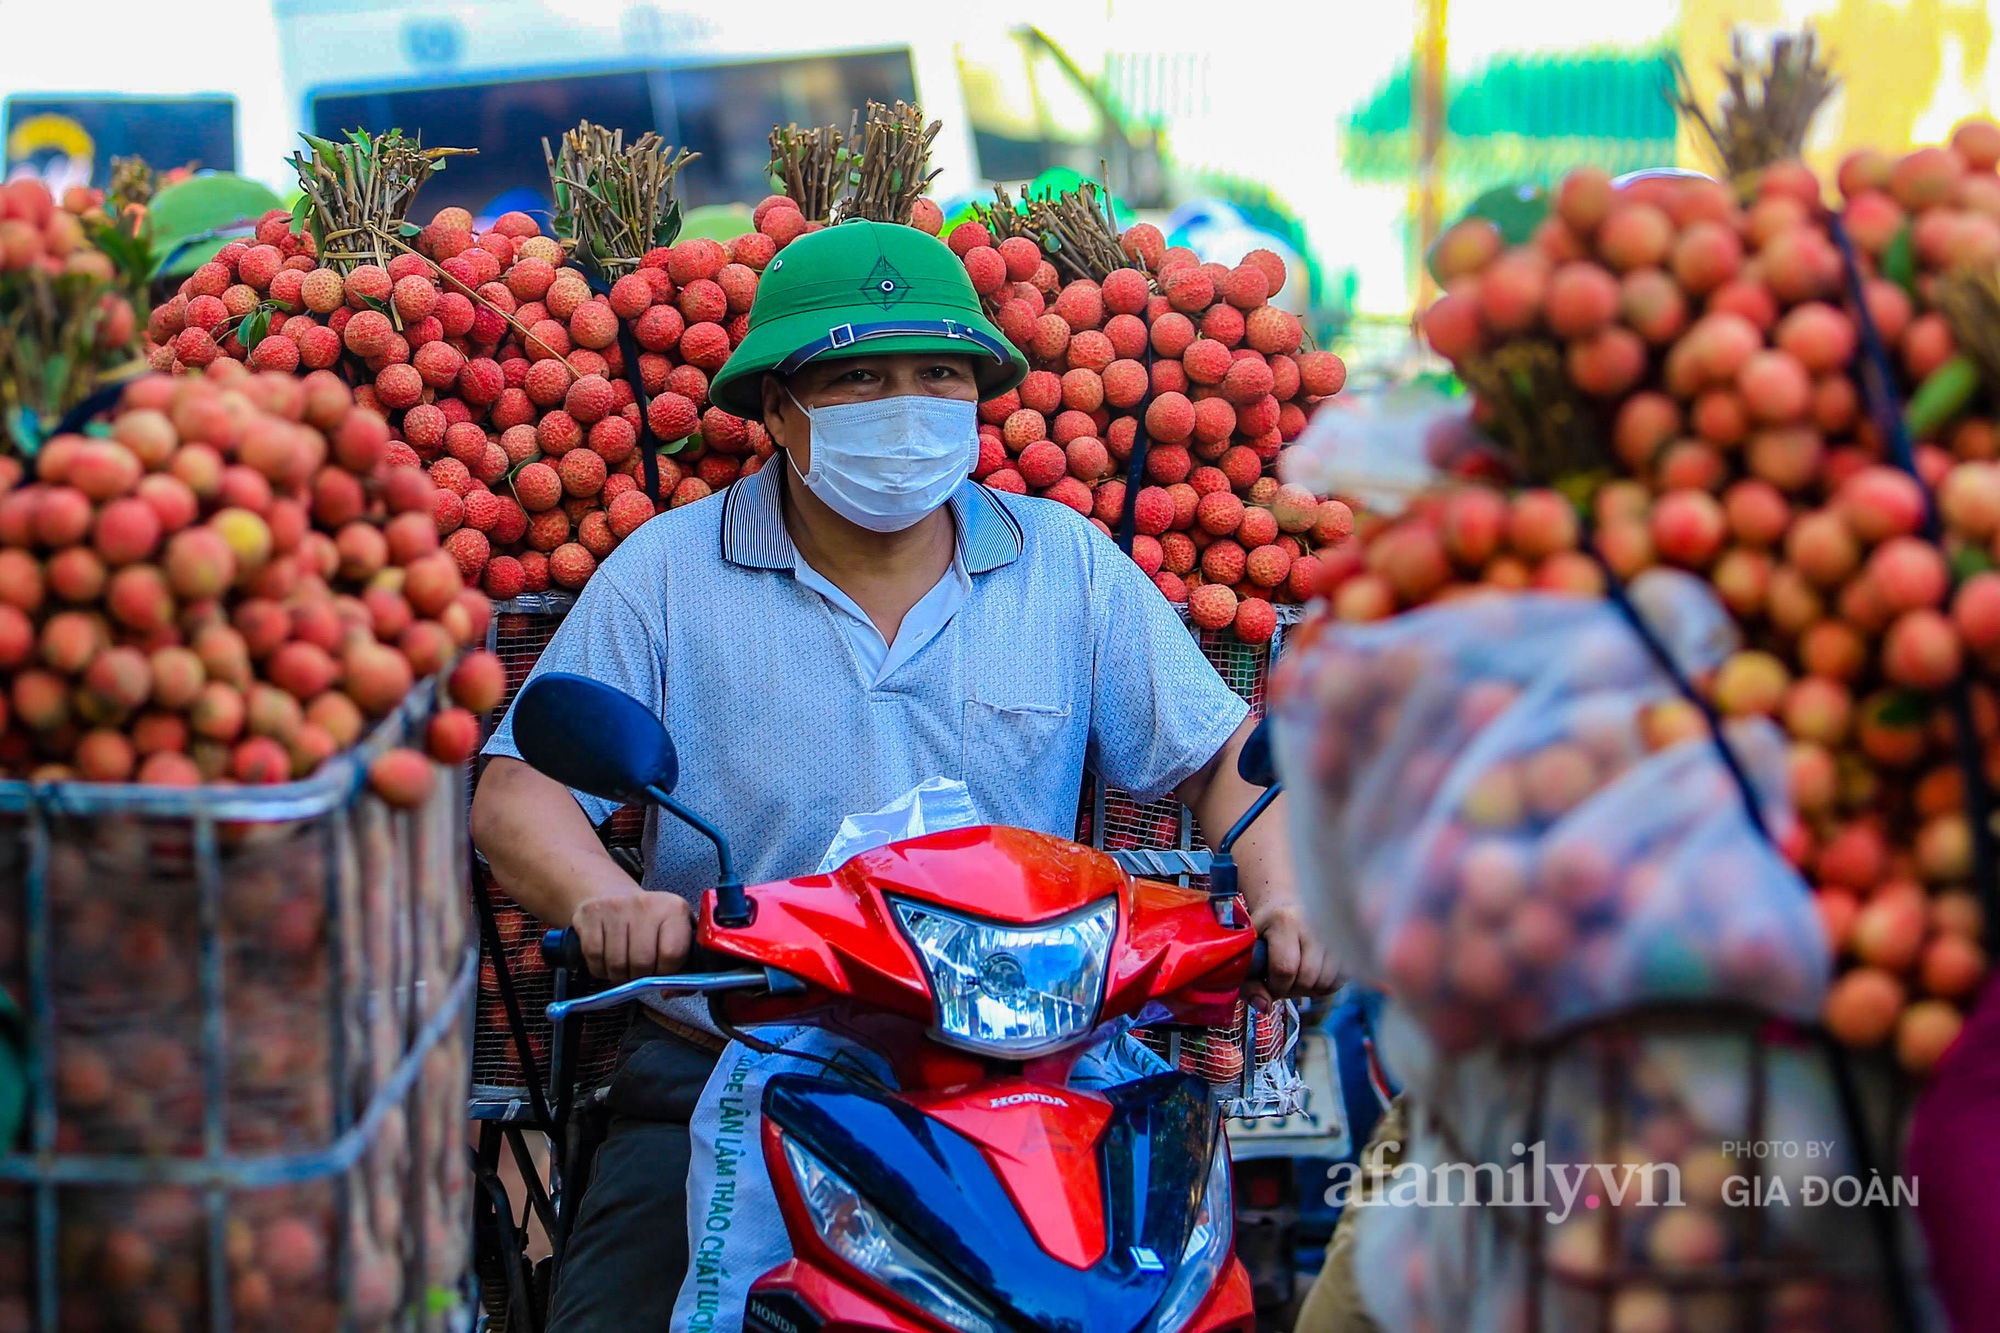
top-left (546, 1017), bottom-right (723, 1332)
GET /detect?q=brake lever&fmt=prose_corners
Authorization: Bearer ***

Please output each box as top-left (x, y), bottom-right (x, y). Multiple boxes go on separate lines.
top-left (547, 969), bottom-right (773, 1021)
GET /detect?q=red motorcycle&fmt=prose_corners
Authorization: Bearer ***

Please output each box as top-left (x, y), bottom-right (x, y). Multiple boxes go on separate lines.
top-left (512, 672), bottom-right (1283, 1333)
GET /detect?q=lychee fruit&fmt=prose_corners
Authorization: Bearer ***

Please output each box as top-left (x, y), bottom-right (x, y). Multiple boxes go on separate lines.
top-left (549, 542), bottom-right (597, 589)
top-left (1188, 583), bottom-right (1238, 630)
top-left (368, 747), bottom-right (436, 808)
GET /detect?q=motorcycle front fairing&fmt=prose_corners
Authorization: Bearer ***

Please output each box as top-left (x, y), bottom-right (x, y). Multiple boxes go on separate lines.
top-left (702, 826), bottom-right (1254, 1072)
top-left (756, 1071), bottom-right (1244, 1333)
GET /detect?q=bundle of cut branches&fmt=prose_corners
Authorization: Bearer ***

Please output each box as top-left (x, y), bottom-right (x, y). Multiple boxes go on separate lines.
top-left (766, 121), bottom-right (851, 224)
top-left (107, 156), bottom-right (157, 213)
top-left (1904, 269), bottom-right (2000, 438)
top-left (972, 173), bottom-right (1141, 285)
top-left (839, 101), bottom-right (942, 225)
top-left (971, 184), bottom-right (1039, 247)
top-left (0, 269), bottom-right (137, 454)
top-left (1026, 177), bottom-right (1131, 284)
top-left (767, 100), bottom-right (942, 226)
top-left (545, 121), bottom-right (699, 277)
top-left (1452, 340), bottom-right (1611, 493)
top-left (1672, 29), bottom-right (1838, 190)
top-left (288, 128), bottom-right (472, 275)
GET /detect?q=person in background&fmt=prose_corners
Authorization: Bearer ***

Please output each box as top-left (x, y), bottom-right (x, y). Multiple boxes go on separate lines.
top-left (1905, 972), bottom-right (2000, 1328)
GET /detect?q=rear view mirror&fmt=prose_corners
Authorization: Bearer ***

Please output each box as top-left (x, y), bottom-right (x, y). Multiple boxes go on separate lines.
top-left (511, 673), bottom-right (678, 802)
top-left (1237, 718), bottom-right (1276, 790)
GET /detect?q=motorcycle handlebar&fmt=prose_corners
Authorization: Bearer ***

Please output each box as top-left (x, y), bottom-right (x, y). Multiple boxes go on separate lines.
top-left (542, 927), bottom-right (585, 975)
top-left (544, 930), bottom-right (1271, 986)
top-left (540, 927), bottom-right (739, 981)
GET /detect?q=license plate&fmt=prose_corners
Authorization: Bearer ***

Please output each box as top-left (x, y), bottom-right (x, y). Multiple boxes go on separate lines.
top-left (1229, 1033), bottom-right (1349, 1157)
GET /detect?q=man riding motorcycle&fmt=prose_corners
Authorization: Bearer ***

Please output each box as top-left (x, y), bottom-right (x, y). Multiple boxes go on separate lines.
top-left (470, 218), bottom-right (1335, 1331)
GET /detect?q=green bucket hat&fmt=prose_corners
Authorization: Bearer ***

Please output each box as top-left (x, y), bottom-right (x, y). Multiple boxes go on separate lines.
top-left (708, 219), bottom-right (1028, 419)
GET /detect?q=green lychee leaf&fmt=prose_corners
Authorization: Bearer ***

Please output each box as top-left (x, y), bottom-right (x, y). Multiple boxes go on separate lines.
top-left (654, 198), bottom-right (684, 249)
top-left (301, 134), bottom-right (343, 173)
top-left (291, 195), bottom-right (312, 229)
top-left (1883, 222), bottom-right (1918, 296)
top-left (661, 435), bottom-right (695, 456)
top-left (3, 407), bottom-right (38, 454)
top-left (146, 174), bottom-right (286, 279)
top-left (1872, 690), bottom-right (1929, 727)
top-left (240, 309), bottom-right (271, 348)
top-left (1952, 545), bottom-right (1995, 581)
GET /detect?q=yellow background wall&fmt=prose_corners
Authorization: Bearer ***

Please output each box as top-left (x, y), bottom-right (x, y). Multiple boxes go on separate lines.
top-left (1678, 0), bottom-right (1995, 180)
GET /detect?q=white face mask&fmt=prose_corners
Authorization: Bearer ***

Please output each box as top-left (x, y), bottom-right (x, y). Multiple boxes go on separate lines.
top-left (786, 392), bottom-right (979, 533)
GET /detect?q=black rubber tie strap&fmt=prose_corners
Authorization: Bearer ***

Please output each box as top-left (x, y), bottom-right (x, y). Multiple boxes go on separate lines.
top-left (1581, 534), bottom-right (1771, 842)
top-left (469, 868), bottom-right (555, 1135)
top-left (1830, 216), bottom-right (2000, 962)
top-left (1114, 339), bottom-right (1158, 556)
top-left (47, 380), bottom-right (128, 443)
top-left (579, 267), bottom-right (664, 505)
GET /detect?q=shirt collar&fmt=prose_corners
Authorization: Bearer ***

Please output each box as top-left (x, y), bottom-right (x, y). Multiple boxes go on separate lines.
top-left (719, 453), bottom-right (1024, 575)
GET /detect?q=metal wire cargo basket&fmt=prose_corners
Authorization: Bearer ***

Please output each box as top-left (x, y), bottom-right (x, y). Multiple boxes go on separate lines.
top-left (471, 863), bottom-right (625, 1105)
top-left (1076, 604), bottom-right (1303, 864)
top-left (472, 593), bottom-right (639, 1111)
top-left (1135, 999), bottom-right (1307, 1121)
top-left (0, 687), bottom-right (476, 1332)
top-left (1366, 1002), bottom-right (1930, 1333)
top-left (489, 594), bottom-right (578, 717)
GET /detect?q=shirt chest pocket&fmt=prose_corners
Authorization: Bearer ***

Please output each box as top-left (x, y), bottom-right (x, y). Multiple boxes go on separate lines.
top-left (961, 698), bottom-right (1076, 796)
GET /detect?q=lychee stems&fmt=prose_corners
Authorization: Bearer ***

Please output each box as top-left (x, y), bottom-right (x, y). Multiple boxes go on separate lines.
top-left (107, 156), bottom-right (157, 213)
top-left (841, 101), bottom-right (942, 226)
top-left (972, 177), bottom-right (1143, 285)
top-left (1671, 28), bottom-right (1838, 188)
top-left (1452, 340), bottom-right (1606, 487)
top-left (0, 268), bottom-right (128, 453)
top-left (766, 123), bottom-right (850, 224)
top-left (544, 122), bottom-right (698, 276)
top-left (289, 129), bottom-right (473, 276)
top-left (1930, 268), bottom-right (2000, 394)
top-left (1034, 180), bottom-right (1135, 285)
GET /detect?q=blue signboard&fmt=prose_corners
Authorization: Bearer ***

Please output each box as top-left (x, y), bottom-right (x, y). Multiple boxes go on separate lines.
top-left (2, 95), bottom-right (236, 192)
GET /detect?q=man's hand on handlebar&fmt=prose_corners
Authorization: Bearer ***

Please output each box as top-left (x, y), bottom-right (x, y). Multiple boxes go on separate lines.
top-left (571, 891), bottom-right (695, 984)
top-left (1248, 901), bottom-right (1338, 1006)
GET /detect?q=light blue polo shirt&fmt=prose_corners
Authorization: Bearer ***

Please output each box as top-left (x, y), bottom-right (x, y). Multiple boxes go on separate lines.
top-left (484, 460), bottom-right (1249, 911)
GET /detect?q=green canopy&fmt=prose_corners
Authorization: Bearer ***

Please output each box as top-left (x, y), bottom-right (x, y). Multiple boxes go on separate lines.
top-left (146, 173), bottom-right (287, 279)
top-left (1424, 181), bottom-right (1550, 285)
top-left (676, 203), bottom-right (754, 245)
top-left (1344, 49), bottom-right (1679, 187)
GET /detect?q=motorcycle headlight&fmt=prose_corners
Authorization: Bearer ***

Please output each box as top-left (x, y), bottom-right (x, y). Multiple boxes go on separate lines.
top-left (782, 1136), bottom-right (1002, 1333)
top-left (1152, 1130), bottom-right (1235, 1333)
top-left (891, 896), bottom-right (1116, 1056)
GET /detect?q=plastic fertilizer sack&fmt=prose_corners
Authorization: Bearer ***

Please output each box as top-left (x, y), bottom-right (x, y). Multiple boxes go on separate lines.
top-left (1269, 571), bottom-right (1829, 1053)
